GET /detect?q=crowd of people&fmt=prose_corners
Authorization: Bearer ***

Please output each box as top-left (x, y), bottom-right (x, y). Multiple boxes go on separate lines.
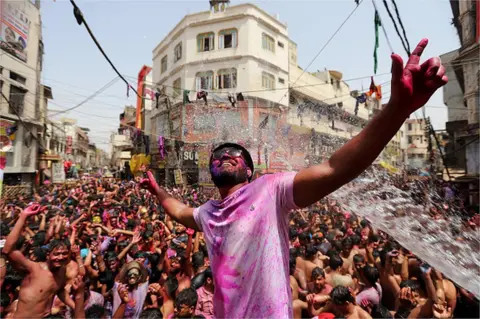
top-left (0, 175), bottom-right (478, 319)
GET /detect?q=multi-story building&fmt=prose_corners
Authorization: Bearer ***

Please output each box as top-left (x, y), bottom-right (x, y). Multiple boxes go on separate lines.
top-left (110, 106), bottom-right (135, 169)
top-left (146, 2), bottom-right (391, 185)
top-left (148, 2), bottom-right (292, 185)
top-left (0, 0), bottom-right (45, 189)
top-left (444, 0), bottom-right (479, 204)
top-left (405, 118), bottom-right (429, 170)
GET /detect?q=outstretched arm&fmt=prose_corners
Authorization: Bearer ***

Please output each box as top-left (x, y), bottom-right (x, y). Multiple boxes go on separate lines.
top-left (293, 39), bottom-right (447, 207)
top-left (2, 205), bottom-right (42, 272)
top-left (141, 172), bottom-right (198, 230)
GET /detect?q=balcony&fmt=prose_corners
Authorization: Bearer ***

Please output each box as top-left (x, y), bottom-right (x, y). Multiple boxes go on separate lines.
top-left (112, 134), bottom-right (133, 150)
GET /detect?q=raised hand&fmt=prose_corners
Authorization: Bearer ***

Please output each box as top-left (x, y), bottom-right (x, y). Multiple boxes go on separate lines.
top-left (432, 303), bottom-right (452, 319)
top-left (21, 204), bottom-right (42, 217)
top-left (117, 284), bottom-right (130, 304)
top-left (71, 245), bottom-right (80, 258)
top-left (132, 232), bottom-right (142, 245)
top-left (186, 228), bottom-right (195, 236)
top-left (390, 39), bottom-right (448, 115)
top-left (71, 275), bottom-right (85, 294)
top-left (139, 171), bottom-right (161, 195)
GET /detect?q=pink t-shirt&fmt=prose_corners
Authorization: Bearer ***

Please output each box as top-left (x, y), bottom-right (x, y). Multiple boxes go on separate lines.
top-left (193, 172), bottom-right (298, 319)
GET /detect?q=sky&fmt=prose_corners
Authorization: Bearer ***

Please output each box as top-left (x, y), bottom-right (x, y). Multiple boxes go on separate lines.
top-left (41, 0), bottom-right (461, 151)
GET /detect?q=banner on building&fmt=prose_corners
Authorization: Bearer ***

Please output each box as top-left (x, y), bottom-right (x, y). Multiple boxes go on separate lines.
top-left (0, 119), bottom-right (15, 153)
top-left (198, 149), bottom-right (213, 186)
top-left (0, 1), bottom-right (30, 62)
top-left (66, 136), bottom-right (73, 154)
top-left (174, 169), bottom-right (183, 185)
top-left (52, 161), bottom-right (65, 183)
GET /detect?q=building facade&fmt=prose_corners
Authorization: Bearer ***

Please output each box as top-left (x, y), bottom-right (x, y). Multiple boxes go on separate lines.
top-left (110, 106), bottom-right (135, 170)
top-left (152, 3), bottom-right (289, 107)
top-left (0, 0), bottom-right (44, 188)
top-left (444, 0), bottom-right (479, 204)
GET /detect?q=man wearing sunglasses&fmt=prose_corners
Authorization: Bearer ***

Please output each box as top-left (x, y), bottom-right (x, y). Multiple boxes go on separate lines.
top-left (141, 39), bottom-right (447, 319)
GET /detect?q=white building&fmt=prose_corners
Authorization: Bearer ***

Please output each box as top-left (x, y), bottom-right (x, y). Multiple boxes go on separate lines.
top-left (0, 0), bottom-right (44, 186)
top-left (152, 2), bottom-right (289, 107)
top-left (405, 118), bottom-right (429, 169)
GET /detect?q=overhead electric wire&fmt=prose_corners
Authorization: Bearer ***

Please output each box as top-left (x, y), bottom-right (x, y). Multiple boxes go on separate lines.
top-left (49, 77), bottom-right (119, 115)
top-left (382, 0), bottom-right (410, 56)
top-left (69, 0), bottom-right (141, 99)
top-left (390, 0), bottom-right (411, 54)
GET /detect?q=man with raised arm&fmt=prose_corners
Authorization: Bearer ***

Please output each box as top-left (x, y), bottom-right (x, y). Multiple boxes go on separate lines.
top-left (141, 39), bottom-right (447, 318)
top-left (1, 204), bottom-right (75, 318)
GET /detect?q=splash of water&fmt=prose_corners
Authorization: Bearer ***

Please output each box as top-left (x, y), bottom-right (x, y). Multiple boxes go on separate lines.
top-left (191, 101), bottom-right (479, 296)
top-left (331, 171), bottom-right (480, 298)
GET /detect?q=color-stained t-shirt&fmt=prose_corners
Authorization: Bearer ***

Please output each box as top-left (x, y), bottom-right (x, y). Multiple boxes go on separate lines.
top-left (193, 172), bottom-right (298, 319)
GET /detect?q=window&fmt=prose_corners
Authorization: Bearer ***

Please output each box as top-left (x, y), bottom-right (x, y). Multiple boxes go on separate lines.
top-left (9, 85), bottom-right (26, 115)
top-left (197, 32), bottom-right (214, 52)
top-left (174, 42), bottom-right (182, 62)
top-left (262, 33), bottom-right (275, 52)
top-left (173, 78), bottom-right (181, 98)
top-left (277, 41), bottom-right (284, 48)
top-left (262, 72), bottom-right (275, 89)
top-left (278, 77), bottom-right (285, 84)
top-left (9, 71), bottom-right (26, 85)
top-left (195, 71), bottom-right (213, 91)
top-left (408, 136), bottom-right (413, 144)
top-left (219, 29), bottom-right (237, 49)
top-left (408, 123), bottom-right (412, 131)
top-left (161, 55), bottom-right (168, 73)
top-left (217, 68), bottom-right (237, 89)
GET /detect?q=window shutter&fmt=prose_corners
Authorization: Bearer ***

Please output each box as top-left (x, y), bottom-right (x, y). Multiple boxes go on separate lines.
top-left (232, 31), bottom-right (237, 48)
top-left (196, 77), bottom-right (201, 91)
top-left (209, 34), bottom-right (214, 50)
top-left (197, 37), bottom-right (201, 52)
top-left (219, 35), bottom-right (224, 49)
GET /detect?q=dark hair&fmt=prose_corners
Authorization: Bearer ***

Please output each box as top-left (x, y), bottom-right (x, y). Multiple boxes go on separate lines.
top-left (48, 238), bottom-right (71, 252)
top-left (289, 228), bottom-right (299, 240)
top-left (362, 265), bottom-right (380, 286)
top-left (400, 279), bottom-right (420, 292)
top-left (85, 305), bottom-right (106, 319)
top-left (139, 308), bottom-right (162, 319)
top-left (191, 251), bottom-right (205, 270)
top-left (32, 247), bottom-right (47, 262)
top-left (305, 244), bottom-right (318, 259)
top-left (0, 293), bottom-right (11, 308)
top-left (329, 254), bottom-right (343, 271)
top-left (330, 286), bottom-right (355, 305)
top-left (311, 267), bottom-right (325, 280)
top-left (175, 287), bottom-right (198, 309)
top-left (350, 235), bottom-right (360, 246)
top-left (371, 304), bottom-right (393, 319)
top-left (289, 253), bottom-right (297, 275)
top-left (353, 254), bottom-right (365, 264)
top-left (342, 237), bottom-right (353, 249)
top-left (203, 267), bottom-right (213, 280)
top-left (360, 219), bottom-right (369, 228)
top-left (0, 222), bottom-right (10, 237)
top-left (165, 276), bottom-right (179, 299)
top-left (298, 232), bottom-right (309, 242)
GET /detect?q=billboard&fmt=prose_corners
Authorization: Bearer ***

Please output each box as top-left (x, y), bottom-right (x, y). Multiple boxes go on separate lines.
top-left (0, 1), bottom-right (30, 62)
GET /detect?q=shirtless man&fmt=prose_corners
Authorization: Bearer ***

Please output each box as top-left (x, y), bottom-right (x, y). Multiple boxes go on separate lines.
top-left (309, 286), bottom-right (372, 319)
top-left (340, 237), bottom-right (358, 275)
top-left (2, 204), bottom-right (75, 318)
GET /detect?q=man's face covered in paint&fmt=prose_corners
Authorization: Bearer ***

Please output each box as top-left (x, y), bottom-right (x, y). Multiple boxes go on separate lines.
top-left (127, 267), bottom-right (141, 286)
top-left (210, 147), bottom-right (250, 188)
